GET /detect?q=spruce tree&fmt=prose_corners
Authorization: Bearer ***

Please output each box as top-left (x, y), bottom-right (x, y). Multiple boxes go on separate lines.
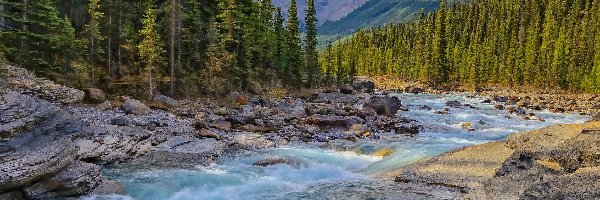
top-left (138, 0), bottom-right (164, 99)
top-left (85, 0), bottom-right (104, 87)
top-left (305, 0), bottom-right (319, 87)
top-left (286, 0), bottom-right (304, 89)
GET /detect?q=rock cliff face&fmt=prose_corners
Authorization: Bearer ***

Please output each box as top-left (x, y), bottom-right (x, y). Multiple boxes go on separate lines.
top-left (389, 122), bottom-right (600, 199)
top-left (272, 0), bottom-right (367, 25)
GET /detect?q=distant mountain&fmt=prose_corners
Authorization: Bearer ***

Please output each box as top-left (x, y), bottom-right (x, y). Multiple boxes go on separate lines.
top-left (271, 0), bottom-right (368, 26)
top-left (318, 0), bottom-right (442, 37)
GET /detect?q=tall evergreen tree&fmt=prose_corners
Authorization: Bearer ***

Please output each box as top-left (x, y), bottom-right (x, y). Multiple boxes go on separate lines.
top-left (138, 0), bottom-right (163, 99)
top-left (305, 0), bottom-right (318, 87)
top-left (286, 0), bottom-right (304, 89)
top-left (85, 0), bottom-right (104, 87)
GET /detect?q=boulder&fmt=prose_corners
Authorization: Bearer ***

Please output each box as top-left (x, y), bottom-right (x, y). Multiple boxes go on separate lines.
top-left (353, 78), bottom-right (375, 93)
top-left (96, 100), bottom-right (112, 110)
top-left (339, 85), bottom-right (354, 94)
top-left (153, 95), bottom-right (180, 107)
top-left (85, 88), bottom-right (106, 103)
top-left (306, 115), bottom-right (365, 129)
top-left (247, 81), bottom-right (264, 95)
top-left (23, 161), bottom-right (102, 199)
top-left (445, 100), bottom-right (462, 108)
top-left (395, 125), bottom-right (420, 136)
top-left (110, 117), bottom-right (130, 126)
top-left (230, 132), bottom-right (274, 150)
top-left (133, 136), bottom-right (225, 167)
top-left (76, 125), bottom-right (153, 164)
top-left (517, 99), bottom-right (529, 108)
top-left (593, 113), bottom-right (600, 121)
top-left (122, 99), bottom-right (149, 115)
top-left (372, 148), bottom-right (395, 157)
top-left (0, 190), bottom-right (24, 200)
top-left (92, 180), bottom-right (125, 195)
top-left (404, 86), bottom-right (425, 94)
top-left (495, 104), bottom-right (505, 110)
top-left (364, 96), bottom-right (402, 117)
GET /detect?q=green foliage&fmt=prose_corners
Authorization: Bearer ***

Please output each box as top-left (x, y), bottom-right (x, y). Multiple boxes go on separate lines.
top-left (286, 0), bottom-right (304, 89)
top-left (138, 0), bottom-right (164, 99)
top-left (323, 0), bottom-right (600, 92)
top-left (305, 0), bottom-right (319, 87)
top-left (0, 0), bottom-right (76, 76)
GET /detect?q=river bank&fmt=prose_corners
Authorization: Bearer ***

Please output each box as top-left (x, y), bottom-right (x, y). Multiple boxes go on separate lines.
top-left (0, 65), bottom-right (598, 199)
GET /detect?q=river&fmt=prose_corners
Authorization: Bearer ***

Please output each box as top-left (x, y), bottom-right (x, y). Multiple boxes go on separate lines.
top-left (86, 93), bottom-right (588, 200)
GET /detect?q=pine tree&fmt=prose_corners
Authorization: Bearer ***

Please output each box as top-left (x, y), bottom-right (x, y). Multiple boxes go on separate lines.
top-left (430, 0), bottom-right (448, 84)
top-left (286, 0), bottom-right (304, 89)
top-left (138, 0), bottom-right (164, 99)
top-left (305, 0), bottom-right (319, 87)
top-left (85, 0), bottom-right (104, 87)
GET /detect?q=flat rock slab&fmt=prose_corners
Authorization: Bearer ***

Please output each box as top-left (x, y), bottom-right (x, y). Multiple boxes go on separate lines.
top-left (132, 136), bottom-right (225, 167)
top-left (23, 161), bottom-right (102, 199)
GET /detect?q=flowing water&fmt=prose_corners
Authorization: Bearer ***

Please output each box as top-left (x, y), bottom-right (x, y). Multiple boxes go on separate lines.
top-left (87, 93), bottom-right (589, 200)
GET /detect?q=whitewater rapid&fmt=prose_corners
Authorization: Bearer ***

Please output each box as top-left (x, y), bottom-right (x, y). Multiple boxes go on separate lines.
top-left (86, 93), bottom-right (589, 200)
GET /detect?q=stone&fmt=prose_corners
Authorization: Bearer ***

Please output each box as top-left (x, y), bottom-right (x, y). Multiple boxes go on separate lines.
top-left (395, 125), bottom-right (420, 136)
top-left (306, 115), bottom-right (365, 129)
top-left (404, 86), bottom-right (425, 94)
top-left (110, 117), bottom-right (130, 126)
top-left (517, 99), bottom-right (529, 107)
top-left (230, 132), bottom-right (274, 150)
top-left (92, 180), bottom-right (125, 195)
top-left (482, 99), bottom-right (492, 104)
top-left (198, 129), bottom-right (221, 140)
top-left (460, 122), bottom-right (476, 132)
top-left (593, 113), bottom-right (600, 121)
top-left (348, 124), bottom-right (370, 136)
top-left (23, 161), bottom-right (102, 199)
top-left (76, 125), bottom-right (153, 165)
top-left (2, 65), bottom-right (84, 104)
top-left (153, 95), bottom-right (180, 107)
top-left (364, 96), bottom-right (402, 117)
top-left (96, 100), bottom-right (112, 110)
top-left (495, 104), bottom-right (505, 110)
top-left (253, 158), bottom-right (293, 167)
top-left (85, 88), bottom-right (106, 103)
top-left (445, 100), bottom-right (462, 108)
top-left (353, 77), bottom-right (375, 93)
top-left (211, 120), bottom-right (232, 132)
top-left (248, 81), bottom-right (264, 95)
top-left (339, 85), bottom-right (354, 94)
top-left (122, 99), bottom-right (149, 115)
top-left (134, 136), bottom-right (225, 167)
top-left (372, 148), bottom-right (395, 157)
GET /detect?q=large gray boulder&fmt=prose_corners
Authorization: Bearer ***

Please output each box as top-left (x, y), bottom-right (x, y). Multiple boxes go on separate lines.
top-left (133, 136), bottom-right (225, 167)
top-left (85, 88), bottom-right (107, 103)
top-left (154, 95), bottom-right (180, 107)
top-left (76, 125), bottom-right (154, 164)
top-left (364, 96), bottom-right (402, 117)
top-left (23, 161), bottom-right (103, 199)
top-left (122, 98), bottom-right (150, 115)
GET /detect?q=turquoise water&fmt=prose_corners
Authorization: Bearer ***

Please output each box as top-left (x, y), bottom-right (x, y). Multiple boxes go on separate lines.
top-left (87, 93), bottom-right (589, 200)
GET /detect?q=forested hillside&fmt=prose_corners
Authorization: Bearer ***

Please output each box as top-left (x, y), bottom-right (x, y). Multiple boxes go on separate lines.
top-left (272, 0), bottom-right (367, 26)
top-left (0, 0), bottom-right (320, 98)
top-left (322, 0), bottom-right (600, 92)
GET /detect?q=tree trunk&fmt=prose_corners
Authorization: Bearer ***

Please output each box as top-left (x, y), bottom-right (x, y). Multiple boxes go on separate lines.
top-left (117, 1), bottom-right (123, 77)
top-left (20, 0), bottom-right (28, 67)
top-left (169, 0), bottom-right (178, 97)
top-left (108, 0), bottom-right (113, 78)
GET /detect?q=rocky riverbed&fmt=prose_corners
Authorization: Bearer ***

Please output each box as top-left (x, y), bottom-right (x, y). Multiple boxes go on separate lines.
top-left (1, 65), bottom-right (598, 199)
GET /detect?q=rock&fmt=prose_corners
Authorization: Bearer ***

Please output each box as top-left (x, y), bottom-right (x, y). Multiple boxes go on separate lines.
top-left (85, 88), bottom-right (106, 103)
top-left (253, 158), bottom-right (293, 167)
top-left (517, 99), bottom-right (529, 107)
top-left (92, 180), bottom-right (125, 195)
top-left (247, 81), bottom-right (264, 95)
top-left (0, 190), bottom-right (24, 200)
top-left (211, 120), bottom-right (232, 132)
top-left (433, 108), bottom-right (449, 115)
top-left (139, 123), bottom-right (157, 131)
top-left (226, 91), bottom-right (248, 107)
top-left (554, 128), bottom-right (600, 172)
top-left (153, 95), bottom-right (180, 107)
top-left (460, 122), bottom-right (476, 132)
top-left (134, 136), bottom-right (225, 167)
top-left (364, 96), bottom-right (402, 117)
top-left (495, 104), bottom-right (505, 110)
top-left (494, 96), bottom-right (508, 103)
top-left (404, 86), bottom-right (425, 94)
top-left (96, 100), bottom-right (112, 110)
top-left (122, 99), bottom-right (149, 115)
top-left (230, 132), bottom-right (274, 150)
top-left (198, 129), bottom-right (221, 140)
top-left (348, 124), bottom-right (370, 136)
top-left (2, 65), bottom-right (84, 104)
top-left (372, 148), bottom-right (395, 157)
top-left (593, 113), bottom-right (600, 121)
top-left (418, 105), bottom-right (432, 110)
top-left (339, 85), bottom-right (354, 94)
top-left (306, 115), bottom-right (365, 129)
top-left (353, 77), bottom-right (375, 93)
top-left (482, 99), bottom-right (492, 104)
top-left (395, 125), bottom-right (420, 136)
top-left (520, 167), bottom-right (600, 199)
top-left (23, 161), bottom-right (102, 199)
top-left (110, 117), bottom-right (130, 126)
top-left (76, 125), bottom-right (153, 164)
top-left (445, 100), bottom-right (462, 108)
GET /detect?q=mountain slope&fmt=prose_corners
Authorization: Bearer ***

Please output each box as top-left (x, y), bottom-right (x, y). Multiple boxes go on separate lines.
top-left (272, 0), bottom-right (368, 26)
top-left (318, 0), bottom-right (441, 36)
